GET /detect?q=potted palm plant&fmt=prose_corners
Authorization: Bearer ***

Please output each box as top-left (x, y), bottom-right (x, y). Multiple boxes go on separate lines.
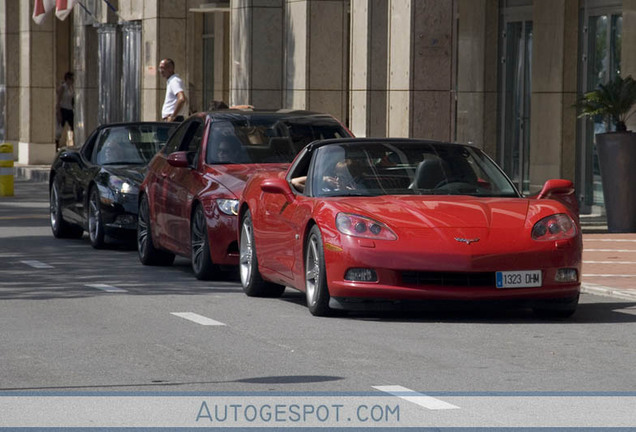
top-left (577, 75), bottom-right (636, 232)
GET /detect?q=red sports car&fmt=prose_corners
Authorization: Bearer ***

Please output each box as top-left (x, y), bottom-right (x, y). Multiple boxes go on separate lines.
top-left (238, 138), bottom-right (582, 317)
top-left (137, 110), bottom-right (352, 279)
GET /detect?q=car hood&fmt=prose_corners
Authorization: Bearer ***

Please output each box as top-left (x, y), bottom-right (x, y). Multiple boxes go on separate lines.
top-left (206, 163), bottom-right (288, 197)
top-left (102, 165), bottom-right (147, 185)
top-left (334, 195), bottom-right (566, 230)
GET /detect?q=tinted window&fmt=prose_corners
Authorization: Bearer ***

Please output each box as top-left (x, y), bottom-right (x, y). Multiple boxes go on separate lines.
top-left (206, 115), bottom-right (348, 164)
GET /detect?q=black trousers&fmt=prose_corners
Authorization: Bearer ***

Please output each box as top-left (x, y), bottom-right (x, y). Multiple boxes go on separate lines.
top-left (60, 108), bottom-right (74, 130)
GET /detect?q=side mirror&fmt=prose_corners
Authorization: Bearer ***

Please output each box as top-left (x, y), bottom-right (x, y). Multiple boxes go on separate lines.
top-left (60, 151), bottom-right (81, 164)
top-left (537, 179), bottom-right (579, 218)
top-left (260, 177), bottom-right (295, 203)
top-left (167, 151), bottom-right (190, 168)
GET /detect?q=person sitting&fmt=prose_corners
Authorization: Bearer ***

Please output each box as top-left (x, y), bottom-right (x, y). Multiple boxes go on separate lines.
top-left (323, 158), bottom-right (371, 192)
top-left (216, 138), bottom-right (241, 163)
top-left (103, 145), bottom-right (122, 164)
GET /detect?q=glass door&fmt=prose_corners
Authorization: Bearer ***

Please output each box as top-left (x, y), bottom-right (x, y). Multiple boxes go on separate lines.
top-left (499, 17), bottom-right (533, 193)
top-left (578, 7), bottom-right (622, 212)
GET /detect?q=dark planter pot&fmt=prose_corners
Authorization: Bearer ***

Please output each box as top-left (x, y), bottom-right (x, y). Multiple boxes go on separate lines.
top-left (596, 132), bottom-right (636, 233)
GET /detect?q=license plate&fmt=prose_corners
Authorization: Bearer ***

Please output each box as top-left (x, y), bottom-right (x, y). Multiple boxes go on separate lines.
top-left (496, 270), bottom-right (542, 288)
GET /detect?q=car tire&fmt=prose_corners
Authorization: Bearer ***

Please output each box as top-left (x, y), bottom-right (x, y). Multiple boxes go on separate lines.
top-left (191, 204), bottom-right (217, 280)
top-left (239, 210), bottom-right (286, 297)
top-left (137, 194), bottom-right (175, 266)
top-left (88, 187), bottom-right (106, 249)
top-left (50, 180), bottom-right (83, 239)
top-left (305, 225), bottom-right (332, 316)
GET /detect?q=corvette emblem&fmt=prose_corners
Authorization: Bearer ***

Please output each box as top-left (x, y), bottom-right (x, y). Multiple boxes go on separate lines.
top-left (455, 237), bottom-right (480, 245)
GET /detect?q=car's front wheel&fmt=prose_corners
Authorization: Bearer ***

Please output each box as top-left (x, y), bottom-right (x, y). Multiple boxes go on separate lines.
top-left (305, 225), bottom-right (332, 316)
top-left (88, 187), bottom-right (106, 249)
top-left (50, 180), bottom-right (83, 239)
top-left (191, 204), bottom-right (217, 280)
top-left (137, 195), bottom-right (175, 266)
top-left (239, 210), bottom-right (285, 297)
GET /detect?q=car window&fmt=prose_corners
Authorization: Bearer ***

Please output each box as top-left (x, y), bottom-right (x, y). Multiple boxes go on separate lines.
top-left (80, 130), bottom-right (99, 163)
top-left (91, 124), bottom-right (176, 166)
top-left (309, 142), bottom-right (519, 198)
top-left (205, 116), bottom-right (349, 165)
top-left (162, 120), bottom-right (192, 155)
top-left (181, 120), bottom-right (205, 165)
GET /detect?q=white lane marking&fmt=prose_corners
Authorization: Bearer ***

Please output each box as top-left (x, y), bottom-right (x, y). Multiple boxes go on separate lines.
top-left (20, 260), bottom-right (53, 269)
top-left (583, 261), bottom-right (636, 264)
top-left (373, 385), bottom-right (459, 410)
top-left (86, 284), bottom-right (128, 293)
top-left (171, 312), bottom-right (226, 326)
top-left (585, 249), bottom-right (636, 252)
top-left (583, 274), bottom-right (636, 278)
top-left (584, 239), bottom-right (636, 242)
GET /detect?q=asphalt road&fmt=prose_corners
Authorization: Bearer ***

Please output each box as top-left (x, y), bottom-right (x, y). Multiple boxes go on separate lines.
top-left (2, 180), bottom-right (636, 428)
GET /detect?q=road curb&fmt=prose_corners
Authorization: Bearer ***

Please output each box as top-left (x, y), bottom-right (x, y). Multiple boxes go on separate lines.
top-left (14, 165), bottom-right (50, 183)
top-left (581, 283), bottom-right (636, 302)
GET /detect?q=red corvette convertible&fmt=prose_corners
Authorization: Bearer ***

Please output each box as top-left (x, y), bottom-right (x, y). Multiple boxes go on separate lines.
top-left (137, 110), bottom-right (351, 279)
top-left (238, 138), bottom-right (582, 317)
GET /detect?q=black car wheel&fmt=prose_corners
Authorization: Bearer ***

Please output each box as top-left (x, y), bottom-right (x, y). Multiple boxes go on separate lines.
top-left (305, 225), bottom-right (332, 316)
top-left (88, 187), bottom-right (106, 249)
top-left (239, 210), bottom-right (285, 297)
top-left (50, 180), bottom-right (83, 239)
top-left (191, 204), bottom-right (217, 280)
top-left (137, 194), bottom-right (175, 266)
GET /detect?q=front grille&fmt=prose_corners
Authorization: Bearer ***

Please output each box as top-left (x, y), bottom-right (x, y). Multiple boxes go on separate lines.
top-left (401, 271), bottom-right (495, 287)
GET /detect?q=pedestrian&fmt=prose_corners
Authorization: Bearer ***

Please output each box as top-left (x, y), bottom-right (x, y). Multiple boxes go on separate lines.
top-left (56, 71), bottom-right (74, 148)
top-left (158, 58), bottom-right (187, 122)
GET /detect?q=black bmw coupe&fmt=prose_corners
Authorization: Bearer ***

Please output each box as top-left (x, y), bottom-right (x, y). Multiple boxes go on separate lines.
top-left (49, 122), bottom-right (176, 248)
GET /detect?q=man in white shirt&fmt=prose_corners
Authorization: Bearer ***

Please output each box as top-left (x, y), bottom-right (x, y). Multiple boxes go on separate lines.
top-left (159, 58), bottom-right (187, 122)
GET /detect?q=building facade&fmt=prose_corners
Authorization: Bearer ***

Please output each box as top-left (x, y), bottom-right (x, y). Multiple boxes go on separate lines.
top-left (1, 0), bottom-right (635, 214)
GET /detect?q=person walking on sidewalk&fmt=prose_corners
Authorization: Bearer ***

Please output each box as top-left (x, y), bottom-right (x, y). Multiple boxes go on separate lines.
top-left (56, 71), bottom-right (75, 148)
top-left (159, 58), bottom-right (187, 122)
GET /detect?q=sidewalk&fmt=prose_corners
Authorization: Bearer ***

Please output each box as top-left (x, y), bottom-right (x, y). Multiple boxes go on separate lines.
top-left (5, 165), bottom-right (636, 302)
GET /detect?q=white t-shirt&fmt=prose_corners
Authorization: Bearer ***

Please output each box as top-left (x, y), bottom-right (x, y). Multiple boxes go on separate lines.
top-left (59, 82), bottom-right (74, 110)
top-left (162, 74), bottom-right (185, 118)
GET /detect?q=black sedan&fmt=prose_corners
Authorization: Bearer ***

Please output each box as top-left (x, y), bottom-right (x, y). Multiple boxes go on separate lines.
top-left (49, 122), bottom-right (176, 248)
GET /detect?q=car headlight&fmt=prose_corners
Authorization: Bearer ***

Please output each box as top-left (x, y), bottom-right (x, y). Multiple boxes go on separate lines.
top-left (531, 214), bottom-right (577, 241)
top-left (217, 199), bottom-right (239, 216)
top-left (336, 213), bottom-right (397, 240)
top-left (109, 175), bottom-right (138, 195)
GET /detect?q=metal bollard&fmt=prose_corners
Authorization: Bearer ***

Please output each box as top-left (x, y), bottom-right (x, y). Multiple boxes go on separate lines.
top-left (0, 143), bottom-right (15, 197)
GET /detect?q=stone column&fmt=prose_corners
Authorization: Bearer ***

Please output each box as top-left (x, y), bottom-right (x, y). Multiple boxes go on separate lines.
top-left (529, 0), bottom-right (578, 190)
top-left (0, 1), bottom-right (19, 153)
top-left (387, 0), bottom-right (455, 140)
top-left (455, 0), bottom-right (497, 154)
top-left (141, 2), bottom-right (187, 121)
top-left (73, 24), bottom-right (99, 147)
top-left (283, 0), bottom-right (348, 121)
top-left (349, 0), bottom-right (388, 137)
top-left (18, 1), bottom-right (56, 165)
top-left (230, 0), bottom-right (284, 109)
top-left (623, 0), bottom-right (636, 131)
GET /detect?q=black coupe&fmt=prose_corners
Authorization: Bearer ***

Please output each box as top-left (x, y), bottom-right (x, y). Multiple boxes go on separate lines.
top-left (49, 122), bottom-right (176, 248)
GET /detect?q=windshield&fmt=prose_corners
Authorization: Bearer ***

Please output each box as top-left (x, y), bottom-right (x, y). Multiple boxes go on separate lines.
top-left (310, 141), bottom-right (519, 198)
top-left (206, 116), bottom-right (348, 164)
top-left (94, 124), bottom-right (175, 166)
